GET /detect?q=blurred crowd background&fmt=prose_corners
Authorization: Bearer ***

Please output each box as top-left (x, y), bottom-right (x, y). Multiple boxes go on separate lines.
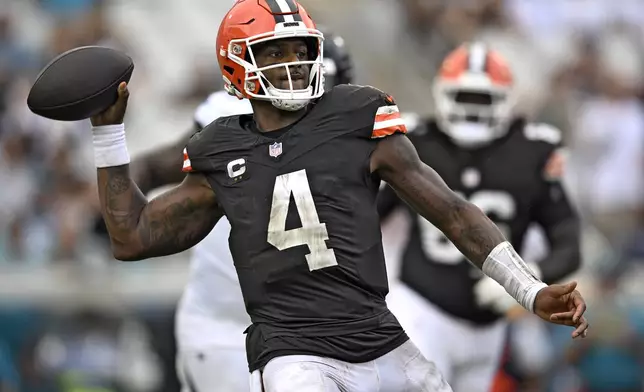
top-left (1, 0), bottom-right (644, 391)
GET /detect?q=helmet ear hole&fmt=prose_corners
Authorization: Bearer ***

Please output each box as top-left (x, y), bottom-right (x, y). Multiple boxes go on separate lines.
top-left (221, 64), bottom-right (241, 91)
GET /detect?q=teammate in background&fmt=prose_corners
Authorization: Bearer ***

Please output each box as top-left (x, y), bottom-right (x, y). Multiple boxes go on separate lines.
top-left (128, 28), bottom-right (354, 392)
top-left (381, 43), bottom-right (582, 392)
top-left (88, 1), bottom-right (588, 391)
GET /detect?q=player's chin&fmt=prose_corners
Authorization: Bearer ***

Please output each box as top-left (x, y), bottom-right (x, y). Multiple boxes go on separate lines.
top-left (275, 78), bottom-right (308, 91)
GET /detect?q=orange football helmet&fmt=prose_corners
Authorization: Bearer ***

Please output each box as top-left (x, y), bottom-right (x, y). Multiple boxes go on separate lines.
top-left (433, 42), bottom-right (516, 148)
top-left (217, 0), bottom-right (324, 111)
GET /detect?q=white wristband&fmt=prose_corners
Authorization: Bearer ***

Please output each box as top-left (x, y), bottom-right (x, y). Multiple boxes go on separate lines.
top-left (482, 241), bottom-right (548, 313)
top-left (92, 123), bottom-right (130, 168)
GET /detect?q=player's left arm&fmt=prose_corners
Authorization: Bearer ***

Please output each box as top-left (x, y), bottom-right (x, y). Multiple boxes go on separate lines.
top-left (371, 133), bottom-right (588, 335)
top-left (372, 134), bottom-right (505, 267)
top-left (531, 149), bottom-right (581, 283)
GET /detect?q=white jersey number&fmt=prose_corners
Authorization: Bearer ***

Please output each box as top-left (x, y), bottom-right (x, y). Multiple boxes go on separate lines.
top-left (267, 169), bottom-right (338, 271)
top-left (418, 190), bottom-right (516, 265)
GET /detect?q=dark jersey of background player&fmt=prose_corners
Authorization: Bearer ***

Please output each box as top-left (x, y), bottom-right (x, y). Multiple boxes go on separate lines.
top-left (184, 85), bottom-right (408, 371)
top-left (378, 118), bottom-right (581, 324)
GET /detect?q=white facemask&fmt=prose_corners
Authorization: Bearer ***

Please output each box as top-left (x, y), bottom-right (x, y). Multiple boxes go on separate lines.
top-left (268, 86), bottom-right (314, 111)
top-left (447, 122), bottom-right (495, 148)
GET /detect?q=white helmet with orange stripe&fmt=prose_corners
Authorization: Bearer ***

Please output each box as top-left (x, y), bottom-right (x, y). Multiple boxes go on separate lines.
top-left (433, 42), bottom-right (516, 148)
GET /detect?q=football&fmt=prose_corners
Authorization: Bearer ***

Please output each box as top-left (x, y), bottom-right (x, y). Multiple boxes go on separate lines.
top-left (27, 46), bottom-right (134, 121)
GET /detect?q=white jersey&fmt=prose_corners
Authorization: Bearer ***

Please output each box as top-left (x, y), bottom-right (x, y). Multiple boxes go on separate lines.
top-left (175, 91), bottom-right (253, 350)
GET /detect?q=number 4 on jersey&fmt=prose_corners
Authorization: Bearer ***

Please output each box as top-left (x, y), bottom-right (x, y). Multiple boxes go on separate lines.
top-left (267, 169), bottom-right (338, 271)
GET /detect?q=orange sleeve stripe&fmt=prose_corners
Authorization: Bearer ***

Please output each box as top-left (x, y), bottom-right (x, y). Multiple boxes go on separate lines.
top-left (371, 104), bottom-right (407, 138)
top-left (372, 121), bottom-right (408, 138)
top-left (182, 148), bottom-right (193, 172)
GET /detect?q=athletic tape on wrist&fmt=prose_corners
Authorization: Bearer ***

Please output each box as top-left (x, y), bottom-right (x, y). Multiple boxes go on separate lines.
top-left (92, 123), bottom-right (130, 168)
top-left (482, 241), bottom-right (548, 313)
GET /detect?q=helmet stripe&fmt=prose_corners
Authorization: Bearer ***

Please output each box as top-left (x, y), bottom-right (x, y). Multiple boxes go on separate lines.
top-left (282, 0), bottom-right (302, 20)
top-left (468, 42), bottom-right (488, 73)
top-left (264, 0), bottom-right (286, 23)
top-left (282, 0), bottom-right (297, 12)
top-left (267, 0), bottom-right (303, 23)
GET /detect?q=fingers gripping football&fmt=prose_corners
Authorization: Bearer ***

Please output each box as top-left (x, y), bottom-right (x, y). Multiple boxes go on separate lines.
top-left (91, 82), bottom-right (130, 127)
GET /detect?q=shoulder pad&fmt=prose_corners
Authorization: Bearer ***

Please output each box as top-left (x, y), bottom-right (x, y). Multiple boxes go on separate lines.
top-left (523, 123), bottom-right (563, 145)
top-left (328, 84), bottom-right (389, 103)
top-left (194, 90), bottom-right (252, 129)
top-left (183, 115), bottom-right (246, 173)
top-left (322, 84), bottom-right (406, 139)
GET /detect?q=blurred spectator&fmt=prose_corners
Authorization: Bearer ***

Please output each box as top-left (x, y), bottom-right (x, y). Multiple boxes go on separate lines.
top-left (174, 55), bottom-right (223, 107)
top-left (31, 309), bottom-right (162, 392)
top-left (74, 1), bottom-right (128, 51)
top-left (0, 11), bottom-right (40, 116)
top-left (0, 341), bottom-right (19, 392)
top-left (36, 0), bottom-right (98, 19)
top-left (0, 75), bottom-right (97, 263)
top-left (0, 132), bottom-right (39, 262)
top-left (565, 274), bottom-right (644, 392)
top-left (44, 0), bottom-right (128, 57)
top-left (0, 0), bottom-right (122, 264)
top-left (564, 29), bottom-right (644, 245)
top-left (398, 0), bottom-right (507, 49)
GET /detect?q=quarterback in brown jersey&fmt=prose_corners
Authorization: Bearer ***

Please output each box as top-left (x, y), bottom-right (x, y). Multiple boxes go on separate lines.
top-left (86, 1), bottom-right (588, 391)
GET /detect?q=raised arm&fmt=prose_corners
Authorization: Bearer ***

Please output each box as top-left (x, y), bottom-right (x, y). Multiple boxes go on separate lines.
top-left (371, 133), bottom-right (588, 337)
top-left (91, 83), bottom-right (222, 261)
top-left (98, 167), bottom-right (221, 260)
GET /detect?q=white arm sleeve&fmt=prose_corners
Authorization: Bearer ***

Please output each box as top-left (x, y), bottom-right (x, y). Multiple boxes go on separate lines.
top-left (482, 241), bottom-right (548, 313)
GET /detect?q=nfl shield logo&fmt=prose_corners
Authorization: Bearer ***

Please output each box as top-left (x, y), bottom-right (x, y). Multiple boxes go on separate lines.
top-left (269, 142), bottom-right (282, 158)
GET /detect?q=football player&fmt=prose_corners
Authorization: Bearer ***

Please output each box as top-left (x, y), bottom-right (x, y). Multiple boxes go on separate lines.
top-left (87, 1), bottom-right (588, 391)
top-left (382, 43), bottom-right (582, 392)
top-left (128, 28), bottom-right (354, 392)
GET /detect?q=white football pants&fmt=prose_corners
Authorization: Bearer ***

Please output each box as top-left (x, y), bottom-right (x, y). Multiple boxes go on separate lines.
top-left (252, 340), bottom-right (452, 392)
top-left (387, 283), bottom-right (507, 392)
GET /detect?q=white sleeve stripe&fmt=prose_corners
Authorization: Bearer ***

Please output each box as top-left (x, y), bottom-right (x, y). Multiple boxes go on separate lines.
top-left (375, 105), bottom-right (400, 116)
top-left (373, 118), bottom-right (406, 131)
top-left (182, 148), bottom-right (192, 169)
